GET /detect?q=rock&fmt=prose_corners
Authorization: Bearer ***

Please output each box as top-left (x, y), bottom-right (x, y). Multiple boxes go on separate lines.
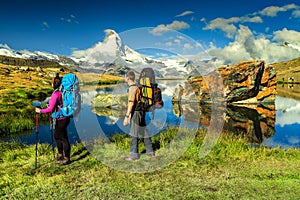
top-left (92, 107), bottom-right (124, 118)
top-left (20, 66), bottom-right (29, 71)
top-left (36, 66), bottom-right (43, 72)
top-left (92, 94), bottom-right (127, 108)
top-left (48, 72), bottom-right (57, 78)
top-left (172, 84), bottom-right (184, 102)
top-left (184, 60), bottom-right (277, 104)
top-left (92, 93), bottom-right (128, 117)
top-left (42, 80), bottom-right (49, 85)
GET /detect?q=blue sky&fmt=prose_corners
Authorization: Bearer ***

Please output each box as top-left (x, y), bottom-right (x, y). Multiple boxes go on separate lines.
top-left (1, 0), bottom-right (300, 64)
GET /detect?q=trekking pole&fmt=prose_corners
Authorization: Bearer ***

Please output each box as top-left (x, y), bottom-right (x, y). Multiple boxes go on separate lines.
top-left (35, 113), bottom-right (39, 169)
top-left (48, 113), bottom-right (55, 159)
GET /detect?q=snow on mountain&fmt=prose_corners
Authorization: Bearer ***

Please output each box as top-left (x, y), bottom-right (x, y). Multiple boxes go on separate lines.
top-left (0, 29), bottom-right (208, 78)
top-left (0, 43), bottom-right (73, 67)
top-left (283, 42), bottom-right (300, 52)
top-left (0, 44), bottom-right (28, 58)
top-left (72, 29), bottom-right (149, 66)
top-left (72, 29), bottom-right (190, 77)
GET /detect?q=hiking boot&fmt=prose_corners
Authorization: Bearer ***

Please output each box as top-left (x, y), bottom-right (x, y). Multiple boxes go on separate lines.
top-left (53, 156), bottom-right (64, 163)
top-left (60, 159), bottom-right (71, 165)
top-left (124, 157), bottom-right (138, 161)
top-left (145, 152), bottom-right (155, 157)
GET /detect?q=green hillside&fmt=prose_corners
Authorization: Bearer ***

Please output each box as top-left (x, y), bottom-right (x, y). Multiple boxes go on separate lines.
top-left (271, 57), bottom-right (300, 83)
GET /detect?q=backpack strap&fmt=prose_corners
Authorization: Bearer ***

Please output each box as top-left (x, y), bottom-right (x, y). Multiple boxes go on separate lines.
top-left (51, 89), bottom-right (64, 119)
top-left (128, 83), bottom-right (140, 102)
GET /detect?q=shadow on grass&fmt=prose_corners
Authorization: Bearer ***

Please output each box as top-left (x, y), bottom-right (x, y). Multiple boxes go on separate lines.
top-left (71, 145), bottom-right (90, 162)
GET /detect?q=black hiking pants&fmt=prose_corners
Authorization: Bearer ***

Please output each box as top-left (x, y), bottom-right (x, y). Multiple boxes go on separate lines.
top-left (54, 117), bottom-right (71, 159)
top-left (129, 111), bottom-right (154, 158)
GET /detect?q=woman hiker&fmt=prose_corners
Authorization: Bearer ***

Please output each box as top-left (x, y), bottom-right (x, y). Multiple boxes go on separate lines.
top-left (35, 73), bottom-right (71, 165)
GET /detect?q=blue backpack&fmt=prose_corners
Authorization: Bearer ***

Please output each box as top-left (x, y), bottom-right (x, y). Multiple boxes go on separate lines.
top-left (52, 73), bottom-right (81, 119)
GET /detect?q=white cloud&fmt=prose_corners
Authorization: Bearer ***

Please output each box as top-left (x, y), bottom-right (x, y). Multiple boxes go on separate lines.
top-left (71, 49), bottom-right (87, 58)
top-left (203, 16), bottom-right (262, 38)
top-left (292, 10), bottom-right (300, 18)
top-left (259, 6), bottom-right (286, 17)
top-left (259, 3), bottom-right (299, 17)
top-left (265, 27), bottom-right (270, 32)
top-left (203, 3), bottom-right (299, 38)
top-left (42, 22), bottom-right (49, 28)
top-left (207, 25), bottom-right (300, 65)
top-left (190, 16), bottom-right (196, 21)
top-left (174, 39), bottom-right (181, 44)
top-left (242, 16), bottom-right (263, 23)
top-left (203, 18), bottom-right (238, 38)
top-left (176, 11), bottom-right (194, 17)
top-left (60, 14), bottom-right (79, 24)
top-left (183, 43), bottom-right (193, 50)
top-left (276, 96), bottom-right (300, 127)
top-left (150, 20), bottom-right (190, 36)
top-left (273, 28), bottom-right (300, 44)
top-left (42, 21), bottom-right (49, 30)
top-left (176, 35), bottom-right (185, 40)
top-left (165, 42), bottom-right (173, 47)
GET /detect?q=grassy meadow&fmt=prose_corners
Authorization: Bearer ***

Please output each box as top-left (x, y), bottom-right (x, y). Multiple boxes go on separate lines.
top-left (1, 128), bottom-right (300, 199)
top-left (0, 63), bottom-right (123, 135)
top-left (1, 58), bottom-right (300, 199)
top-left (0, 63), bottom-right (55, 134)
top-left (273, 57), bottom-right (300, 83)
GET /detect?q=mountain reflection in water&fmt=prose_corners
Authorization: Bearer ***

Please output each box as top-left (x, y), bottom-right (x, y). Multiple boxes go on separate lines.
top-left (172, 101), bottom-right (276, 146)
top-left (3, 83), bottom-right (300, 149)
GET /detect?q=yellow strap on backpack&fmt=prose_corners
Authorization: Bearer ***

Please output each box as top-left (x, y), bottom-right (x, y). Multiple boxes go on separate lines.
top-left (140, 77), bottom-right (153, 105)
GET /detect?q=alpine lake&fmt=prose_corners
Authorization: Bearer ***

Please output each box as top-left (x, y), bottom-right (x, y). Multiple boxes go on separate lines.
top-left (2, 80), bottom-right (300, 150)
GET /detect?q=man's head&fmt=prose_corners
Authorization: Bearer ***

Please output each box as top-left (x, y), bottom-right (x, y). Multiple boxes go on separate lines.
top-left (125, 70), bottom-right (135, 83)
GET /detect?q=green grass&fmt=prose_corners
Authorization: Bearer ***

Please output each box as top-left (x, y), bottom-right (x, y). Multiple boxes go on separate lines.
top-left (273, 56), bottom-right (300, 81)
top-left (1, 128), bottom-right (299, 199)
top-left (98, 79), bottom-right (125, 85)
top-left (0, 113), bottom-right (33, 134)
top-left (0, 111), bottom-right (50, 136)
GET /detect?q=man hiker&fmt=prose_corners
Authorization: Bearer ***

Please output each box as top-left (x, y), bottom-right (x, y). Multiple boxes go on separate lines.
top-left (123, 70), bottom-right (154, 161)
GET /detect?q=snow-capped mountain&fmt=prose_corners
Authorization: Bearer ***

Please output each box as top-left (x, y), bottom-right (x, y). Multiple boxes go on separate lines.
top-left (282, 41), bottom-right (300, 52)
top-left (0, 29), bottom-right (210, 78)
top-left (0, 43), bottom-right (57, 60)
top-left (0, 43), bottom-right (78, 68)
top-left (71, 29), bottom-right (204, 77)
top-left (72, 29), bottom-right (160, 72)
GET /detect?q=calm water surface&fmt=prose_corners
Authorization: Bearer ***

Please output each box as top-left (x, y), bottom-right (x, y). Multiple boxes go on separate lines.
top-left (2, 82), bottom-right (300, 149)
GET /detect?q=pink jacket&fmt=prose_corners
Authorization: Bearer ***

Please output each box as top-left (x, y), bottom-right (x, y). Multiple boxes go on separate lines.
top-left (40, 91), bottom-right (64, 119)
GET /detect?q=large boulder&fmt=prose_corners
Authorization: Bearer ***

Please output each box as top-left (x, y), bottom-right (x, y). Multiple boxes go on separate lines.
top-left (92, 94), bottom-right (127, 117)
top-left (92, 94), bottom-right (127, 109)
top-left (183, 60), bottom-right (276, 104)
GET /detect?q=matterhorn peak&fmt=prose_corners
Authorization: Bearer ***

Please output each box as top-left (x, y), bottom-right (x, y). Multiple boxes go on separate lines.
top-left (78, 29), bottom-right (126, 64)
top-left (103, 29), bottom-right (119, 41)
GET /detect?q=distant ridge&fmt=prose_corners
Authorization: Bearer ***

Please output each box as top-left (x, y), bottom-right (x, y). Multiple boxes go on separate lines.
top-left (0, 55), bottom-right (62, 68)
top-left (3, 29), bottom-right (299, 79)
top-left (272, 56), bottom-right (300, 82)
